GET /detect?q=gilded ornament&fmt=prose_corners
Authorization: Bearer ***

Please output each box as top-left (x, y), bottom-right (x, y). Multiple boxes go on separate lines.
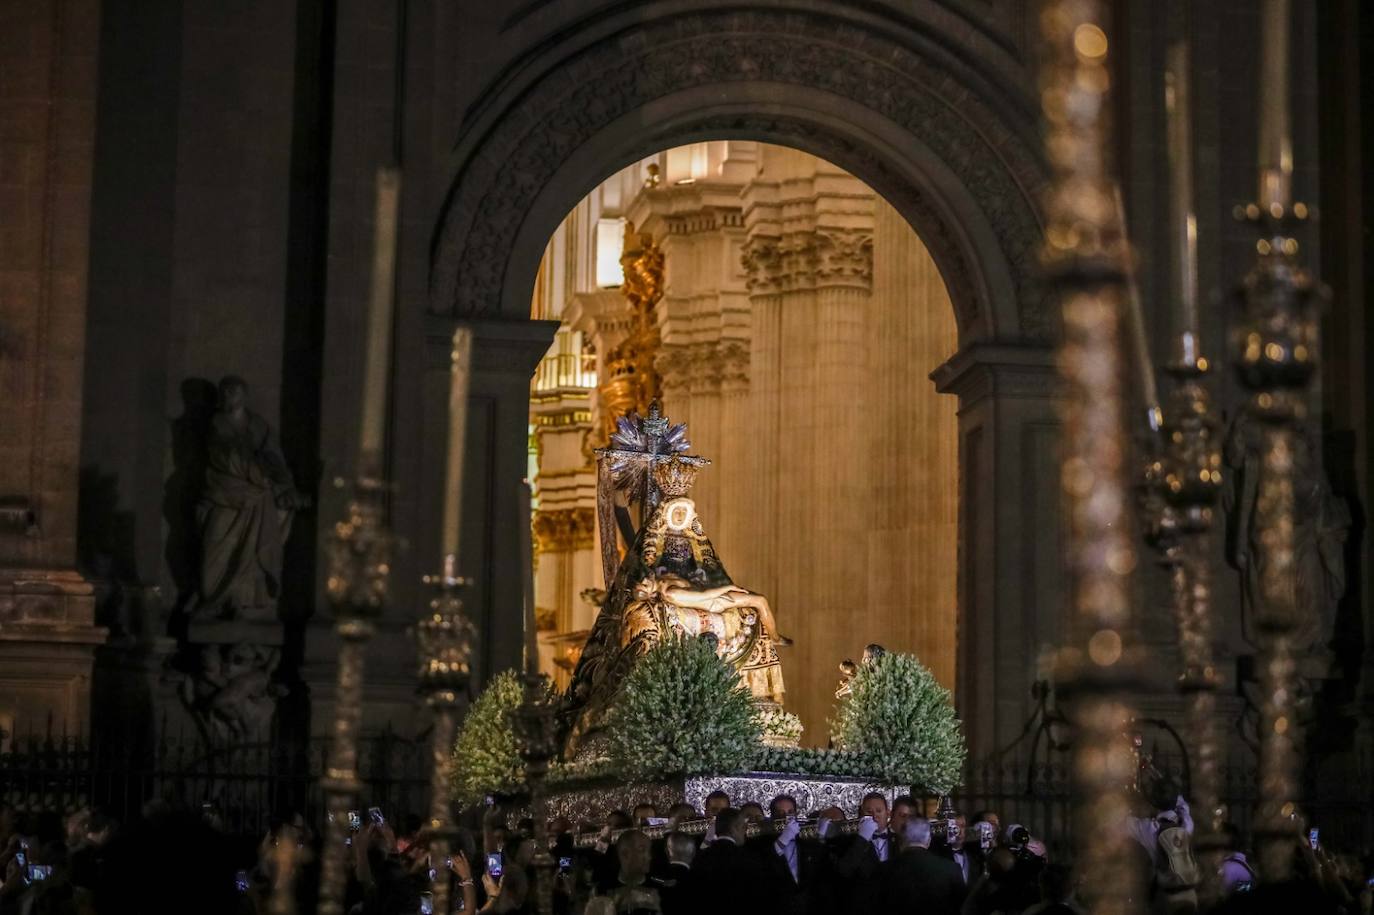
top-left (563, 410), bottom-right (789, 757)
top-left (531, 507), bottom-right (596, 555)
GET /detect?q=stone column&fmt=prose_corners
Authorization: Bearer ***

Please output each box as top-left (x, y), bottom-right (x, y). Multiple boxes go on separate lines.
top-left (303, 316), bottom-right (557, 735)
top-left (740, 150), bottom-right (876, 738)
top-left (932, 343), bottom-right (1061, 758)
top-left (633, 187), bottom-right (752, 553)
top-left (867, 198), bottom-right (959, 690)
top-left (0, 0), bottom-right (107, 740)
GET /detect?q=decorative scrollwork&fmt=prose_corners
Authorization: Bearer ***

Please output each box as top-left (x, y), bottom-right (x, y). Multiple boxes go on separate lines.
top-left (432, 10), bottom-right (1048, 339)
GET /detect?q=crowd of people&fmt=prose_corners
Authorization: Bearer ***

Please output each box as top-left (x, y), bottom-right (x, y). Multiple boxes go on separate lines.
top-left (1, 788), bottom-right (1371, 915)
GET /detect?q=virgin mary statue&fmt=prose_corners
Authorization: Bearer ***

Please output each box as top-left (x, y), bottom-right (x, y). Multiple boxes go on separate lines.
top-left (559, 443), bottom-right (787, 756)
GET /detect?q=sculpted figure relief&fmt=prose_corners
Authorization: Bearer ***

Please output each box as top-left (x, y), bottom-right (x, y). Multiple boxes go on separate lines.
top-left (196, 376), bottom-right (309, 622)
top-left (560, 428), bottom-right (788, 756)
top-left (1223, 411), bottom-right (1350, 659)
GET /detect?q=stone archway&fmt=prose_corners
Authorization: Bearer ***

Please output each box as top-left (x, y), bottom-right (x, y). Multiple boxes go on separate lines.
top-left (428, 6), bottom-right (1061, 757)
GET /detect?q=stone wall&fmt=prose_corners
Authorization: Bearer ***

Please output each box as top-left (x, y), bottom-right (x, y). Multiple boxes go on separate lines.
top-left (0, 0), bottom-right (105, 740)
top-left (0, 0), bottom-right (1355, 769)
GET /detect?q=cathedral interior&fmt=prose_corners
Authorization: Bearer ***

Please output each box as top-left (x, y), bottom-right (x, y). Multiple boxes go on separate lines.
top-left (1, 0), bottom-right (1373, 853)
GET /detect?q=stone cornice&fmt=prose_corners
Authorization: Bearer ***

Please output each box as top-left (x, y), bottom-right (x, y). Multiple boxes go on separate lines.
top-left (930, 341), bottom-right (1059, 409)
top-left (425, 316), bottom-right (560, 374)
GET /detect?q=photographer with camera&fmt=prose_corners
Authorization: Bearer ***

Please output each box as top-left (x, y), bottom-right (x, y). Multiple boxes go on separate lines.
top-left (1122, 780), bottom-right (1199, 915)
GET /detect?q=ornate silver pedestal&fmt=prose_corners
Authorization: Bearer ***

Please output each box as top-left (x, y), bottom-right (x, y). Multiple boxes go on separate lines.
top-left (542, 771), bottom-right (900, 824)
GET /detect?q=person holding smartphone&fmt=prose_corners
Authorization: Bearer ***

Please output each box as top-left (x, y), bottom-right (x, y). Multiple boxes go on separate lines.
top-left (448, 850), bottom-right (478, 913)
top-left (479, 837), bottom-right (532, 913)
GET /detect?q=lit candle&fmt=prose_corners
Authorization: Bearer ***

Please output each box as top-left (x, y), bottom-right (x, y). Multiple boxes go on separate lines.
top-left (1257, 0), bottom-right (1292, 210)
top-left (359, 167), bottom-right (402, 465)
top-left (1113, 185), bottom-right (1162, 431)
top-left (440, 327), bottom-right (474, 567)
top-left (519, 481), bottom-right (539, 676)
top-left (1165, 43), bottom-right (1200, 366)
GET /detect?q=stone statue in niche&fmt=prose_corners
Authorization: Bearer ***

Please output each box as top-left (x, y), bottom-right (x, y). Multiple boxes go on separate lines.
top-left (176, 642), bottom-right (287, 742)
top-left (195, 376), bottom-right (309, 622)
top-left (1223, 411), bottom-right (1350, 662)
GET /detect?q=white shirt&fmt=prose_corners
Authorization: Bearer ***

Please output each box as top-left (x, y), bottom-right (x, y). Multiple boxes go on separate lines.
top-left (775, 839), bottom-right (799, 882)
top-left (1124, 798), bottom-right (1194, 868)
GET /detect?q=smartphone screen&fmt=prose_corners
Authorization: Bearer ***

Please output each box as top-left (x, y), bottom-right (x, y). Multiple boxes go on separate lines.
top-left (347, 810), bottom-right (361, 831)
top-left (419, 892), bottom-right (434, 915)
top-left (1309, 828), bottom-right (1319, 850)
top-left (27, 865), bottom-right (52, 883)
top-left (558, 855), bottom-right (573, 873)
top-left (235, 870), bottom-right (249, 893)
top-left (368, 806), bottom-right (385, 826)
top-left (14, 852), bottom-right (24, 869)
top-left (486, 851), bottom-right (503, 878)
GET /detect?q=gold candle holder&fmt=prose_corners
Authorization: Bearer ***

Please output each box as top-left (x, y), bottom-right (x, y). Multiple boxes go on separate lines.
top-left (1230, 196), bottom-right (1318, 882)
top-left (317, 473), bottom-right (392, 915)
top-left (1039, 3), bottom-right (1144, 914)
top-left (416, 556), bottom-right (475, 915)
top-left (1158, 355), bottom-right (1225, 900)
top-left (513, 672), bottom-right (559, 915)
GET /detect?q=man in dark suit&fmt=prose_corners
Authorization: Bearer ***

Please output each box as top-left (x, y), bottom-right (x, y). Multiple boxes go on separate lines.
top-left (691, 808), bottom-right (766, 914)
top-left (833, 792), bottom-right (893, 913)
top-left (654, 831), bottom-right (700, 915)
top-left (882, 819), bottom-right (967, 915)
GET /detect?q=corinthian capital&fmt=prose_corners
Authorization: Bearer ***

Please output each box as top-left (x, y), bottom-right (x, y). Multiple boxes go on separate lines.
top-left (741, 228), bottom-right (872, 295)
top-left (741, 237), bottom-right (784, 295)
top-left (815, 229), bottom-right (873, 290)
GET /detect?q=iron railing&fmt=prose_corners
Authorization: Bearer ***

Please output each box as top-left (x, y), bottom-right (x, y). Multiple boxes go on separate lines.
top-left (0, 728), bottom-right (429, 837)
top-left (4, 735), bottom-right (1369, 854)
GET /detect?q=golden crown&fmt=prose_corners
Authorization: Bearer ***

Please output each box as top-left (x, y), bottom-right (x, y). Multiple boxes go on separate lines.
top-left (652, 457), bottom-right (701, 497)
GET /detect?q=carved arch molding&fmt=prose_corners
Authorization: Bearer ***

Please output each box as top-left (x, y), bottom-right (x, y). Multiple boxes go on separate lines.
top-left (431, 8), bottom-right (1052, 340)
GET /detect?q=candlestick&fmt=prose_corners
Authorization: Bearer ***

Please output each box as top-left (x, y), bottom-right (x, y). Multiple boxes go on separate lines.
top-left (441, 327), bottom-right (474, 562)
top-left (1165, 42), bottom-right (1199, 361)
top-left (359, 167), bottom-right (402, 464)
top-left (1113, 185), bottom-right (1162, 431)
top-left (519, 481), bottom-right (539, 676)
top-left (1257, 0), bottom-right (1292, 210)
top-left (1041, 6), bottom-right (1147, 915)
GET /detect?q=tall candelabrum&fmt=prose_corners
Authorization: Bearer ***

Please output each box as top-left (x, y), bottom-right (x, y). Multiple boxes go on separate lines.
top-left (514, 479), bottom-right (559, 915)
top-left (1038, 3), bottom-right (1144, 915)
top-left (1233, 0), bottom-right (1319, 882)
top-left (417, 556), bottom-right (475, 915)
top-left (317, 472), bottom-right (393, 915)
top-left (514, 673), bottom-right (559, 915)
top-left (1231, 184), bottom-right (1319, 884)
top-left (1141, 35), bottom-right (1227, 901)
top-left (1146, 354), bottom-right (1225, 897)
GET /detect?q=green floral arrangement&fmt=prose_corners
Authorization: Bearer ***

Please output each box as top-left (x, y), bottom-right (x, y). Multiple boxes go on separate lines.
top-left (450, 670), bottom-right (527, 805)
top-left (547, 757), bottom-right (618, 787)
top-left (829, 652), bottom-right (965, 794)
top-left (605, 635), bottom-right (762, 781)
top-left (758, 707), bottom-right (804, 747)
top-left (751, 745), bottom-right (877, 778)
